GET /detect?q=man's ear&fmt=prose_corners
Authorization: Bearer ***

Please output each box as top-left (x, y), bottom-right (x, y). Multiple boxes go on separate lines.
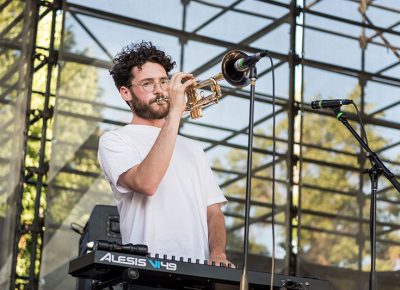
top-left (119, 86), bottom-right (132, 102)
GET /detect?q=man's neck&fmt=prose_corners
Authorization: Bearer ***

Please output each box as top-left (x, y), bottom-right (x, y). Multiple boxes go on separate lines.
top-left (131, 116), bottom-right (166, 128)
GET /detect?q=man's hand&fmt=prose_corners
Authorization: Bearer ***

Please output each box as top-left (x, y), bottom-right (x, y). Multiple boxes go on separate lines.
top-left (168, 72), bottom-right (195, 116)
top-left (209, 252), bottom-right (235, 268)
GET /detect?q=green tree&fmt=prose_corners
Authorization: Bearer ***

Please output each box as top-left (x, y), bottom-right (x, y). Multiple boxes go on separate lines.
top-left (1, 1), bottom-right (104, 288)
top-left (214, 85), bottom-right (400, 272)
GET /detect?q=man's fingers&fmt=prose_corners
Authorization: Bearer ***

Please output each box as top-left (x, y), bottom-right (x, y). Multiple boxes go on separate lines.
top-left (170, 72), bottom-right (193, 83)
top-left (181, 77), bottom-right (196, 90)
top-left (208, 258), bottom-right (235, 268)
top-left (168, 73), bottom-right (196, 98)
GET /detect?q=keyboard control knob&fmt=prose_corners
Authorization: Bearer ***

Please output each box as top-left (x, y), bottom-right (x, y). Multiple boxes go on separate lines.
top-left (196, 259), bottom-right (200, 264)
top-left (188, 258), bottom-right (191, 263)
top-left (180, 257), bottom-right (184, 262)
top-left (127, 268), bottom-right (139, 280)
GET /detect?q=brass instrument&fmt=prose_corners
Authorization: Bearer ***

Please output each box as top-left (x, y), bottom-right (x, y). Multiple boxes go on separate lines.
top-left (153, 50), bottom-right (251, 119)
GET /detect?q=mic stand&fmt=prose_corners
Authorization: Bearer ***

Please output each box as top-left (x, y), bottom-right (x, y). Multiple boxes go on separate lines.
top-left (330, 106), bottom-right (400, 290)
top-left (240, 65), bottom-right (257, 290)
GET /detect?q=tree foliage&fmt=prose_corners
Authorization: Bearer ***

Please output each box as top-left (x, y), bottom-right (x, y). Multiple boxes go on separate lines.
top-left (215, 85), bottom-right (400, 271)
top-left (1, 1), bottom-right (103, 286)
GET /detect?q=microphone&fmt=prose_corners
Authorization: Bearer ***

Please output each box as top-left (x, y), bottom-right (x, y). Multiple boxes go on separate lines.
top-left (234, 51), bottom-right (268, 72)
top-left (311, 99), bottom-right (353, 109)
top-left (87, 240), bottom-right (148, 256)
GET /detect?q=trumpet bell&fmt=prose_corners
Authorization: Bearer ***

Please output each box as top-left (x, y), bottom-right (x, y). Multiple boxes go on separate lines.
top-left (221, 50), bottom-right (250, 87)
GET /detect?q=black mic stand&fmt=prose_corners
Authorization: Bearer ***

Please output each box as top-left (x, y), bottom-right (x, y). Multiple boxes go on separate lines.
top-left (330, 106), bottom-right (400, 290)
top-left (240, 65), bottom-right (257, 290)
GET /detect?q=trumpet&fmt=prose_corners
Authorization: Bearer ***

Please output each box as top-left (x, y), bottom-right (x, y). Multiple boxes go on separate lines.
top-left (152, 50), bottom-right (251, 119)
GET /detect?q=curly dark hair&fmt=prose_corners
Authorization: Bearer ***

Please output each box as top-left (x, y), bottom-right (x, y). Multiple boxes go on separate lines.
top-left (110, 41), bottom-right (176, 89)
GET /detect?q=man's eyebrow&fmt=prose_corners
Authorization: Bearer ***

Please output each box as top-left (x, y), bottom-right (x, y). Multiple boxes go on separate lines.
top-left (139, 77), bottom-right (169, 82)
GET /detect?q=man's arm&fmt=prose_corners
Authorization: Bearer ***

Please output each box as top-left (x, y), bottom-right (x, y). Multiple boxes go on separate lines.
top-left (118, 72), bottom-right (195, 196)
top-left (207, 203), bottom-right (232, 266)
top-left (118, 114), bottom-right (180, 195)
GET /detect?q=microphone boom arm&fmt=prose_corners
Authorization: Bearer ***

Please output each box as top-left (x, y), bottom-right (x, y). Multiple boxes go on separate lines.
top-left (331, 107), bottom-right (400, 192)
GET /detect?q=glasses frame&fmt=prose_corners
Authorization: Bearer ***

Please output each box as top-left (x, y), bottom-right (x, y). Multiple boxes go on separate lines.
top-left (126, 78), bottom-right (170, 93)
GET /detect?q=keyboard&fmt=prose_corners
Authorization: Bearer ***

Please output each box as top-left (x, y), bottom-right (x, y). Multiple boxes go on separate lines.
top-left (69, 250), bottom-right (331, 289)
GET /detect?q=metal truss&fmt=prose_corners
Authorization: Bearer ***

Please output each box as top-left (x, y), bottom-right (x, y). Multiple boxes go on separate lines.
top-left (58, 0), bottom-right (400, 272)
top-left (5, 0), bottom-right (61, 289)
top-left (4, 0), bottom-right (400, 289)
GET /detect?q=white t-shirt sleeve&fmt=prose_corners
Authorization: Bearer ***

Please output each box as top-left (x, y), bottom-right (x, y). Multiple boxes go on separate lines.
top-left (200, 148), bottom-right (227, 207)
top-left (98, 132), bottom-right (142, 193)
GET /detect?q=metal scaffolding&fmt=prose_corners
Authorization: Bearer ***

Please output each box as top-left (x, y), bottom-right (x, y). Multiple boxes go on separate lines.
top-left (1, 0), bottom-right (399, 289)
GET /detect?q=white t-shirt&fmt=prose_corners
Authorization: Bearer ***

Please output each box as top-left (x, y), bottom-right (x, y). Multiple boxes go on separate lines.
top-left (98, 124), bottom-right (227, 260)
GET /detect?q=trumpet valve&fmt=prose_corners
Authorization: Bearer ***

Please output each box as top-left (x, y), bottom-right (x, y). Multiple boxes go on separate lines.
top-left (186, 85), bottom-right (202, 119)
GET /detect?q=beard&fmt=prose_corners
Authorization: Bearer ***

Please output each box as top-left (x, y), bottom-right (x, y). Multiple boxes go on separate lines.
top-left (129, 91), bottom-right (169, 120)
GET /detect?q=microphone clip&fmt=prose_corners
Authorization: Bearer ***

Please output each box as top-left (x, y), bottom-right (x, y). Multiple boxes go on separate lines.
top-left (330, 106), bottom-right (346, 120)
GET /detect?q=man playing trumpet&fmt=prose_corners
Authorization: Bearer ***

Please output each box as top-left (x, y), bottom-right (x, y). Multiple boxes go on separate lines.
top-left (98, 41), bottom-right (231, 270)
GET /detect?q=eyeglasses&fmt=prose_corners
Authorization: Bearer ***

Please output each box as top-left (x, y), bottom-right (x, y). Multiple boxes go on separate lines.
top-left (127, 79), bottom-right (170, 93)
